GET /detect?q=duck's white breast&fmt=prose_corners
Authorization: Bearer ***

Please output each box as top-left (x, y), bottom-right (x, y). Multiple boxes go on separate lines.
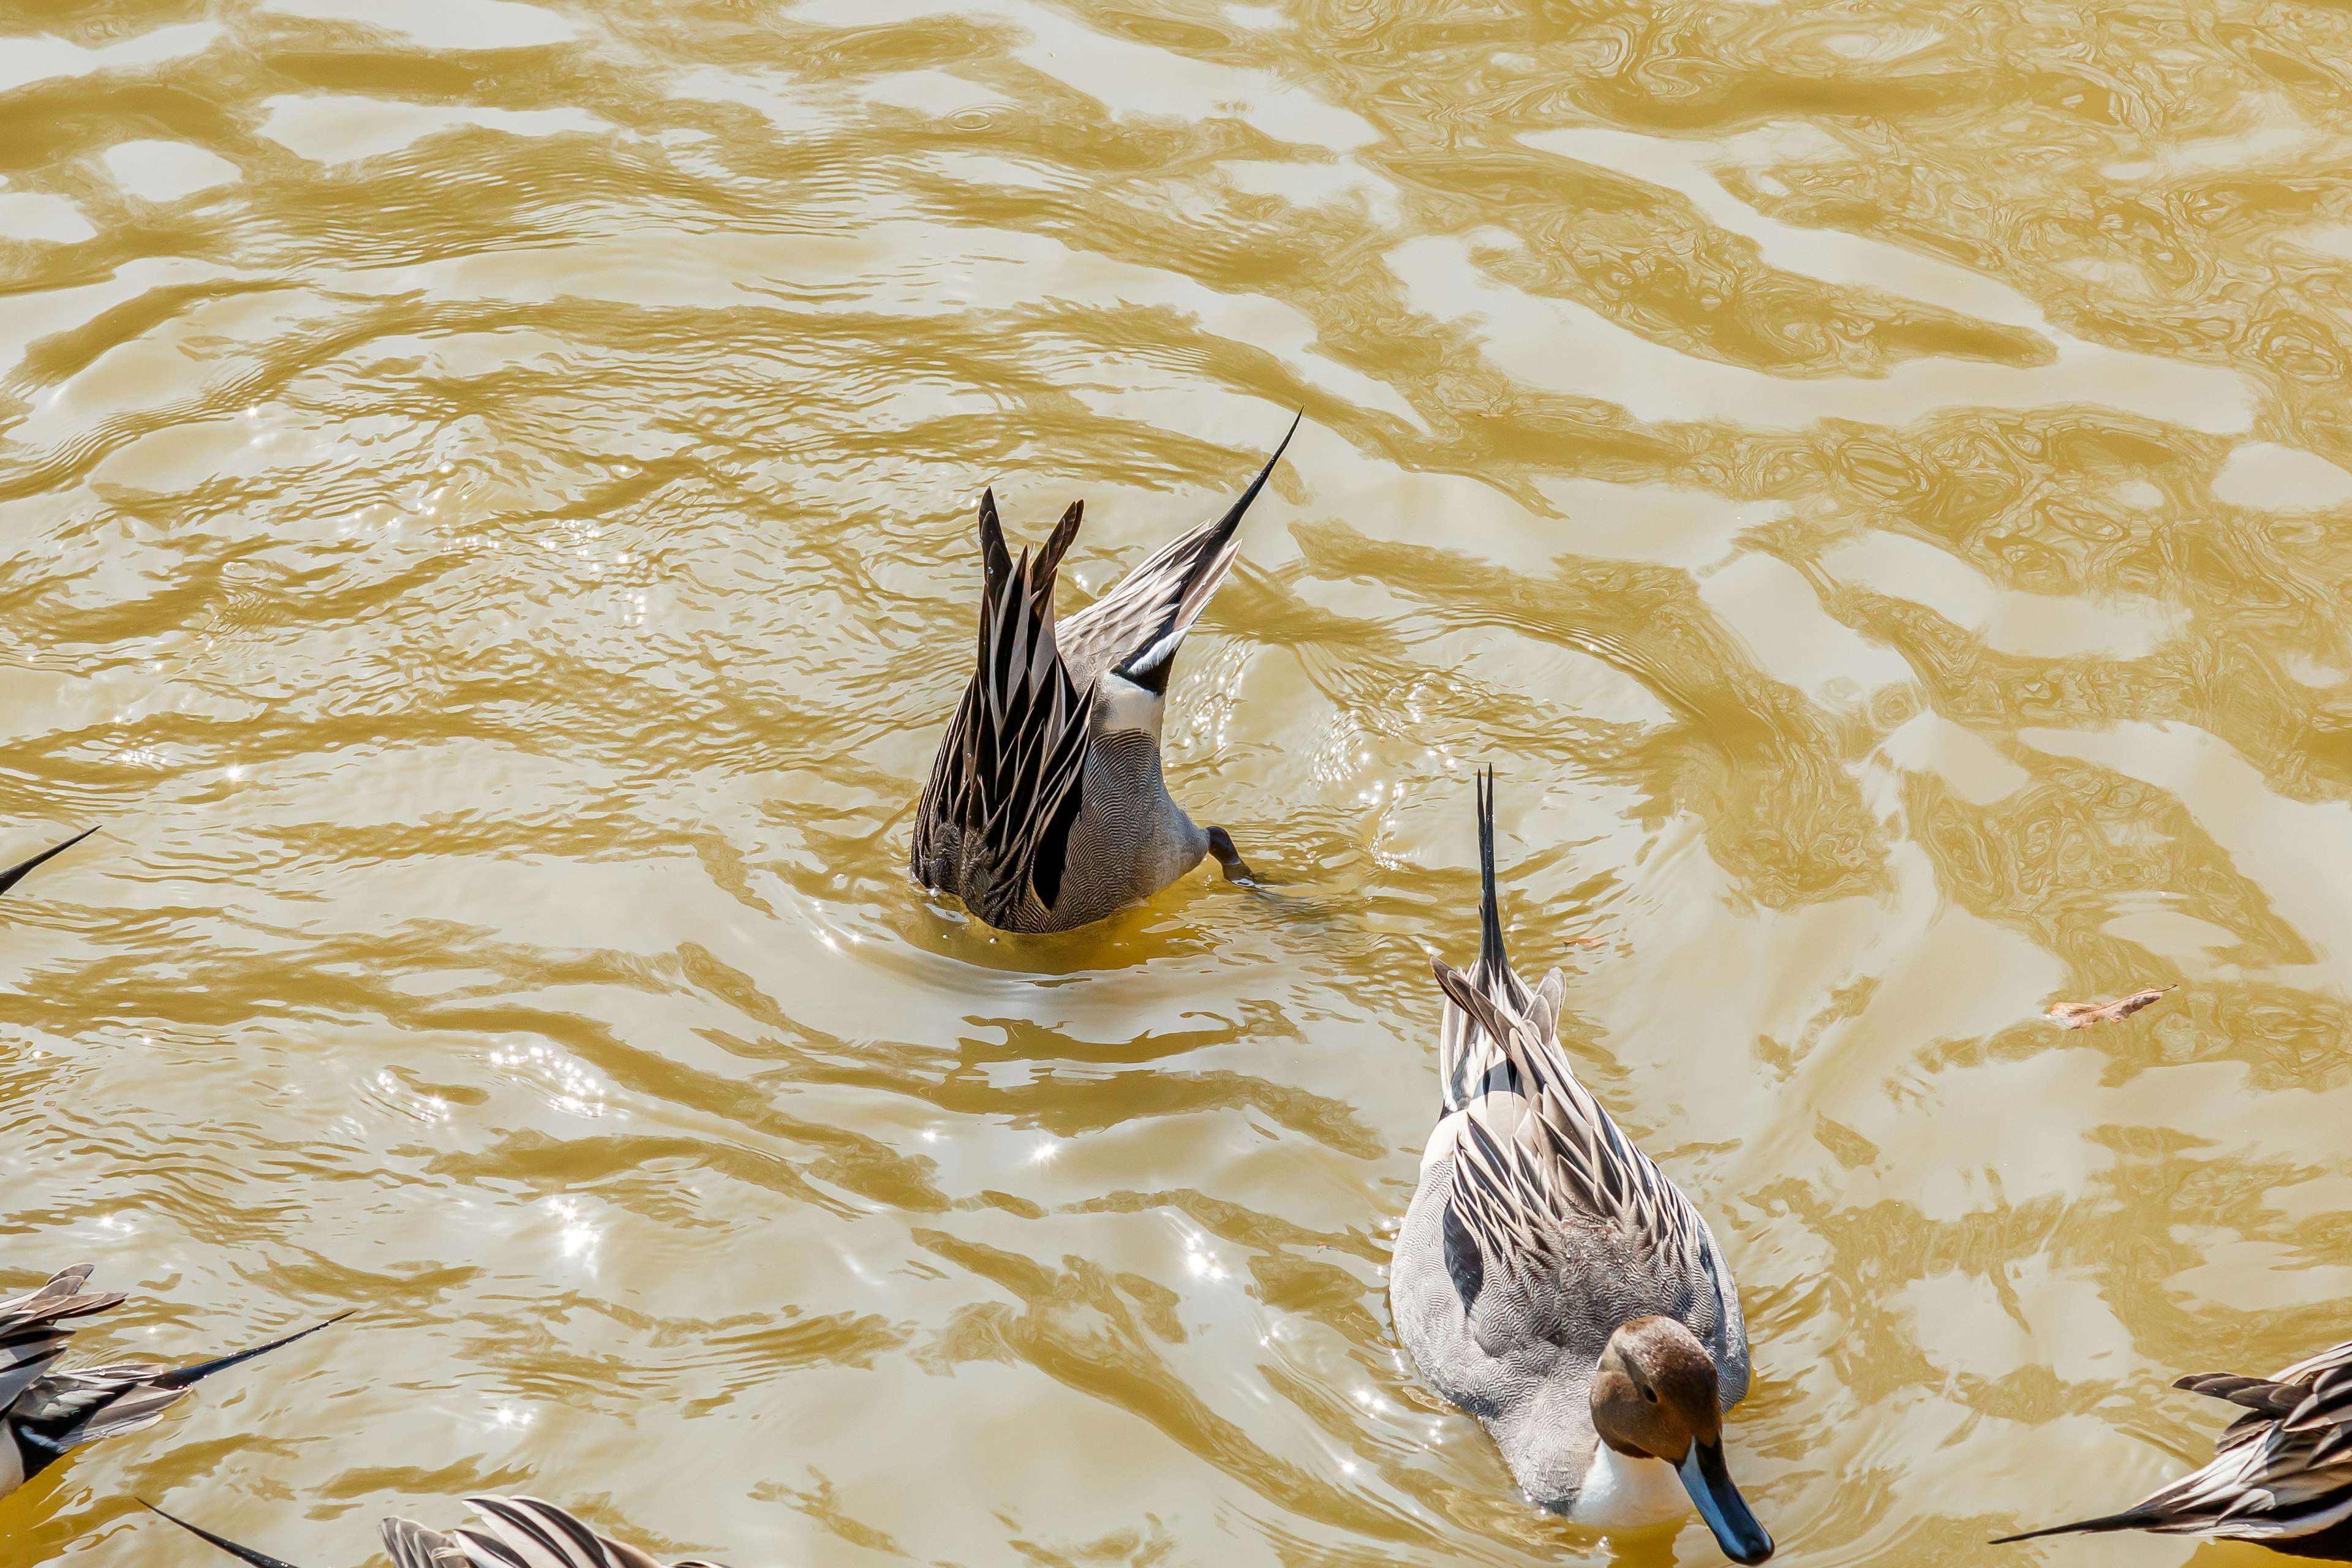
top-left (1567, 1443), bottom-right (1689, 1529)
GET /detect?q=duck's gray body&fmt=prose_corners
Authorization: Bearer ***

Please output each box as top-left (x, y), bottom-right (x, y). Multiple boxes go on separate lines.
top-left (911, 418), bottom-right (1295, 933)
top-left (1390, 774), bottom-right (1751, 1526)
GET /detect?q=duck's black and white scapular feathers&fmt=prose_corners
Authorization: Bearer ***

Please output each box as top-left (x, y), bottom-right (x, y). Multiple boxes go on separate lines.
top-left (148, 1493), bottom-right (734, 1568)
top-left (1995, 1338), bottom-right (2352, 1558)
top-left (0, 1264), bottom-right (345, 1499)
top-left (910, 415), bottom-right (1297, 932)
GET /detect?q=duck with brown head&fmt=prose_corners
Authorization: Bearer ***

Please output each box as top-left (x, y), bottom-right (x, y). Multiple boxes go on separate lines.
top-left (1388, 770), bottom-right (1774, 1564)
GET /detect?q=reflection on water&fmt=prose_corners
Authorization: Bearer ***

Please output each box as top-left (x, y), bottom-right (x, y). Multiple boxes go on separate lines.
top-left (3, 0), bottom-right (2350, 1564)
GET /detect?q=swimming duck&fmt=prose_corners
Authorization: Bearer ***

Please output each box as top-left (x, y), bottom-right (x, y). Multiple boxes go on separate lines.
top-left (1996, 1338), bottom-right (2352, 1558)
top-left (1389, 770), bottom-right (1774, 1564)
top-left (0, 826), bottom-right (96, 900)
top-left (148, 1493), bottom-right (733, 1568)
top-left (1, 1265), bottom-right (345, 1501)
top-left (910, 415), bottom-right (1298, 933)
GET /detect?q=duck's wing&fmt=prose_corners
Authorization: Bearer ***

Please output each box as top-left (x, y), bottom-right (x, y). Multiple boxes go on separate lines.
top-left (1055, 414), bottom-right (1297, 695)
top-left (445, 1496), bottom-right (731, 1568)
top-left (910, 490), bottom-right (1094, 927)
top-left (0, 1265), bottom-right (127, 1411)
top-left (1995, 1341), bottom-right (2352, 1546)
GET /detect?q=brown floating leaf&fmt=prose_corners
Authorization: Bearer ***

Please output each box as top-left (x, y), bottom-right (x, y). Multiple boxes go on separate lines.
top-left (1566, 937), bottom-right (1604, 949)
top-left (2046, 985), bottom-right (2177, 1029)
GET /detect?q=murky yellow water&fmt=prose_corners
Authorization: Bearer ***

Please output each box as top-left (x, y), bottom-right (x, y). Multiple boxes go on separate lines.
top-left (5, 1), bottom-right (2351, 1564)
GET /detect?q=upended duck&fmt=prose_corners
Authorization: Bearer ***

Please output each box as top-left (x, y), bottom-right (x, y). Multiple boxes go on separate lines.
top-left (1, 1265), bottom-right (344, 1501)
top-left (149, 1493), bottom-right (733, 1568)
top-left (910, 416), bottom-right (1298, 933)
top-left (1390, 771), bottom-right (1773, 1564)
top-left (1996, 1338), bottom-right (2352, 1558)
top-left (0, 826), bottom-right (96, 900)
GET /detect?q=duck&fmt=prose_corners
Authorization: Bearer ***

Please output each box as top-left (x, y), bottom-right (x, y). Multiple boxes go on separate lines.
top-left (1389, 769), bottom-right (1774, 1564)
top-left (910, 414), bottom-right (1298, 933)
top-left (1995, 1337), bottom-right (2352, 1558)
top-left (0, 826), bottom-right (97, 900)
top-left (146, 1493), bottom-right (733, 1568)
top-left (1, 1265), bottom-right (345, 1501)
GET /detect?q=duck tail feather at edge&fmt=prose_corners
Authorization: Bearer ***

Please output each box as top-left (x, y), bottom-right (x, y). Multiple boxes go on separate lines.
top-left (141, 1502), bottom-right (308, 1568)
top-left (1989, 1510), bottom-right (2158, 1546)
top-left (1112, 410), bottom-right (1302, 691)
top-left (0, 826), bottom-right (99, 899)
top-left (153, 1311), bottom-right (353, 1390)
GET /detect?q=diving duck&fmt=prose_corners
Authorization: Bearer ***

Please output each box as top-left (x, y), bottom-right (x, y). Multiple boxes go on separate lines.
top-left (1389, 770), bottom-right (1774, 1564)
top-left (910, 415), bottom-right (1297, 933)
top-left (149, 1493), bottom-right (733, 1567)
top-left (1997, 1337), bottom-right (2352, 1558)
top-left (1, 1265), bottom-right (344, 1501)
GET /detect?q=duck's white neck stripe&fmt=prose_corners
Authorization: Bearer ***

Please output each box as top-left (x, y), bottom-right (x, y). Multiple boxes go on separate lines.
top-left (1567, 1442), bottom-right (1689, 1529)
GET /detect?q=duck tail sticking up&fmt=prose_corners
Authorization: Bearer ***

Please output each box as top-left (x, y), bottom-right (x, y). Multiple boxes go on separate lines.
top-left (1055, 410), bottom-right (1300, 699)
top-left (1474, 764), bottom-right (1507, 984)
top-left (1436, 767), bottom-right (1547, 1114)
top-left (1115, 409), bottom-right (1300, 692)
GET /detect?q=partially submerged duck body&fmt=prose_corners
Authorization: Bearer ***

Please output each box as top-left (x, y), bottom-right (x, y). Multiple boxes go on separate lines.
top-left (1389, 771), bottom-right (1773, 1564)
top-left (910, 417), bottom-right (1296, 933)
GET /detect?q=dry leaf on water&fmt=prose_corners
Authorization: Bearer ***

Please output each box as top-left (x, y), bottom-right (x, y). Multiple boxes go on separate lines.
top-left (2046, 985), bottom-right (2177, 1029)
top-left (1566, 937), bottom-right (1604, 949)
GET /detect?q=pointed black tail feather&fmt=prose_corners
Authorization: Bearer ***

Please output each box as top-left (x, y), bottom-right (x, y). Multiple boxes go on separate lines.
top-left (1200, 408), bottom-right (1301, 557)
top-left (141, 1501), bottom-right (308, 1568)
top-left (154, 1311), bottom-right (352, 1390)
top-left (1475, 766), bottom-right (1506, 979)
top-left (0, 826), bottom-right (98, 899)
top-left (1111, 410), bottom-right (1302, 692)
top-left (1990, 1510), bottom-right (2156, 1546)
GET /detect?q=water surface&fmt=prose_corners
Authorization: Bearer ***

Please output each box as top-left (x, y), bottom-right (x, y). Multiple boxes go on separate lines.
top-left (4, 2), bottom-right (2351, 1565)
